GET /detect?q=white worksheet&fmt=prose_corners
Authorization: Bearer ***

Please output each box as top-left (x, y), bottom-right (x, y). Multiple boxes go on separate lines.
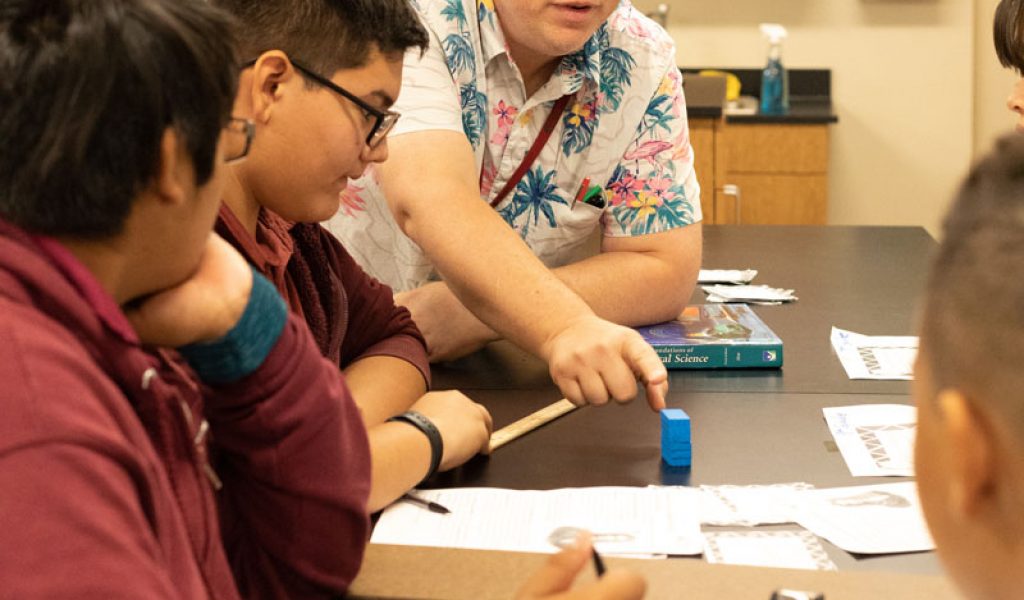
top-left (824, 404), bottom-right (916, 477)
top-left (371, 486), bottom-right (703, 556)
top-left (831, 327), bottom-right (917, 380)
top-left (697, 482), bottom-right (815, 526)
top-left (793, 482), bottom-right (934, 555)
top-left (698, 269), bottom-right (758, 284)
top-left (703, 531), bottom-right (837, 571)
top-left (703, 284), bottom-right (797, 304)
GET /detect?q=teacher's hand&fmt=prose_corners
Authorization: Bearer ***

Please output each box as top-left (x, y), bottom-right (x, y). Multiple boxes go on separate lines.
top-left (542, 315), bottom-right (668, 412)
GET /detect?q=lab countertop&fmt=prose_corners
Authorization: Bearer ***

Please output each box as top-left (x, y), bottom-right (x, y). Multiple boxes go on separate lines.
top-left (683, 67), bottom-right (839, 124)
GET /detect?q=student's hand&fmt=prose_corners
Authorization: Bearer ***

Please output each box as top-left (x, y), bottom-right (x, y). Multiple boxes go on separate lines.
top-left (411, 390), bottom-right (493, 471)
top-left (542, 316), bottom-right (668, 412)
top-left (125, 234), bottom-right (253, 348)
top-left (396, 282), bottom-right (500, 362)
top-left (516, 535), bottom-right (646, 600)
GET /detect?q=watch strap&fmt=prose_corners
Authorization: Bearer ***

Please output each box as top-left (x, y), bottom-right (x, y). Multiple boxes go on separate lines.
top-left (387, 410), bottom-right (443, 485)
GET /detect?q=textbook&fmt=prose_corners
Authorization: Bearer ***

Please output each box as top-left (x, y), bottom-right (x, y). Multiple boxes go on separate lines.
top-left (636, 304), bottom-right (783, 369)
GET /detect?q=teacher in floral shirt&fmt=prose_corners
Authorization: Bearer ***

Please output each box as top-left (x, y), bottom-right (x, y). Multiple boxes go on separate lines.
top-left (328, 0), bottom-right (701, 411)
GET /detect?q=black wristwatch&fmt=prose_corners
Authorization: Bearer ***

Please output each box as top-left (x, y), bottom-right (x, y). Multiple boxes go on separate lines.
top-left (387, 411), bottom-right (443, 485)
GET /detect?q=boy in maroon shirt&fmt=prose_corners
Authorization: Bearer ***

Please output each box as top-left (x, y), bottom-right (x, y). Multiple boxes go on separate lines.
top-left (0, 0), bottom-right (369, 596)
top-left (211, 0), bottom-right (493, 512)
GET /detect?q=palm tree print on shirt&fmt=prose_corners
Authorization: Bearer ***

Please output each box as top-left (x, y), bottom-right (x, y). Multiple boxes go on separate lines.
top-left (561, 99), bottom-right (599, 156)
top-left (594, 27), bottom-right (636, 114)
top-left (442, 0), bottom-right (487, 148)
top-left (441, 0), bottom-right (468, 28)
top-left (498, 166), bottom-right (567, 237)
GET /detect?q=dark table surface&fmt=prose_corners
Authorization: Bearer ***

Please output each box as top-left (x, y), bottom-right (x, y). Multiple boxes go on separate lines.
top-left (435, 225), bottom-right (935, 396)
top-left (428, 225), bottom-right (939, 575)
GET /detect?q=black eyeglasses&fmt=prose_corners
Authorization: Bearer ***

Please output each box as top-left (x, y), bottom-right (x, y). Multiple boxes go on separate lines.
top-left (240, 59), bottom-right (399, 149)
top-left (224, 117), bottom-right (255, 163)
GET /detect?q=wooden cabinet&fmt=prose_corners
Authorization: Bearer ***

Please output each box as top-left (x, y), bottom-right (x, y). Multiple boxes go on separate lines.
top-left (688, 118), bottom-right (718, 223)
top-left (689, 119), bottom-right (830, 225)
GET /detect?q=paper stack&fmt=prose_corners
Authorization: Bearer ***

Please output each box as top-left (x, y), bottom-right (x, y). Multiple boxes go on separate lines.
top-left (703, 284), bottom-right (797, 305)
top-left (830, 327), bottom-right (916, 380)
top-left (698, 269), bottom-right (758, 284)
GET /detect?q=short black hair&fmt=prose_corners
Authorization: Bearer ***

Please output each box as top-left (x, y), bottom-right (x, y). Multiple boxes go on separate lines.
top-left (212, 0), bottom-right (428, 75)
top-left (0, 0), bottom-right (238, 238)
top-left (920, 133), bottom-right (1024, 436)
top-left (995, 0), bottom-right (1024, 74)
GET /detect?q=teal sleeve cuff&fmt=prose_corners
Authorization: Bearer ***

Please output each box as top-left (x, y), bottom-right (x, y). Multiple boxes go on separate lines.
top-left (179, 268), bottom-right (288, 384)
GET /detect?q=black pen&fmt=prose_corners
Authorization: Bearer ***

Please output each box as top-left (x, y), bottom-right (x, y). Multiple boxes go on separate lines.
top-left (591, 547), bottom-right (606, 577)
top-left (399, 492), bottom-right (450, 514)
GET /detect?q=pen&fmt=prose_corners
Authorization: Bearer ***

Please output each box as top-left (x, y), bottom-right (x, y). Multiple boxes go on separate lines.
top-left (581, 185), bottom-right (605, 209)
top-left (572, 177), bottom-right (591, 209)
top-left (399, 492), bottom-right (450, 514)
top-left (591, 547), bottom-right (606, 577)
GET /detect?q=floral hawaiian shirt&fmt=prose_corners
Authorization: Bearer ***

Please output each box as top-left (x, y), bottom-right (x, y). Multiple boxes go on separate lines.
top-left (326, 0), bottom-right (702, 292)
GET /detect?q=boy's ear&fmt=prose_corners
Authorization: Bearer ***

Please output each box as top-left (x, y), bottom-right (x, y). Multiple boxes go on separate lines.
top-left (152, 128), bottom-right (190, 207)
top-left (938, 389), bottom-right (997, 517)
top-left (245, 51), bottom-right (295, 125)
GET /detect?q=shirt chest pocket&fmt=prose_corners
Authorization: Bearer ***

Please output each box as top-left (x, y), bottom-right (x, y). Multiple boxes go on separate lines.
top-left (519, 185), bottom-right (605, 267)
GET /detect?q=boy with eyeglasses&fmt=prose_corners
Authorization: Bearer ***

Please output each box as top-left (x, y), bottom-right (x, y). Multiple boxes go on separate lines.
top-left (0, 0), bottom-right (372, 597)
top-left (209, 1), bottom-right (647, 595)
top-left (210, 0), bottom-right (493, 513)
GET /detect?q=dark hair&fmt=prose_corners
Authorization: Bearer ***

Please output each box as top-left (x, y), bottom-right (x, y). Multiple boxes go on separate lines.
top-left (919, 133), bottom-right (1024, 434)
top-left (0, 0), bottom-right (238, 238)
top-left (212, 0), bottom-right (428, 75)
top-left (995, 0), bottom-right (1024, 74)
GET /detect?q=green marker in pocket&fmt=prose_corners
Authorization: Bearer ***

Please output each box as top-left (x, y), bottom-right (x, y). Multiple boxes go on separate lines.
top-left (581, 185), bottom-right (605, 209)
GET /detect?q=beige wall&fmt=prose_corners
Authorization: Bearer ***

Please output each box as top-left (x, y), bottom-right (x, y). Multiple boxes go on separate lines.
top-left (640, 0), bottom-right (995, 236)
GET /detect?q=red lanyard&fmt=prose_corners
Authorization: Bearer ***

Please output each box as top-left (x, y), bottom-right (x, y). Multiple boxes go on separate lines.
top-left (486, 94), bottom-right (573, 208)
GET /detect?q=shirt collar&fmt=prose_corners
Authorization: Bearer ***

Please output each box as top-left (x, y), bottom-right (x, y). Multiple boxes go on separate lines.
top-left (552, 23), bottom-right (606, 96)
top-left (478, 1), bottom-right (508, 66)
top-left (217, 204), bottom-right (294, 276)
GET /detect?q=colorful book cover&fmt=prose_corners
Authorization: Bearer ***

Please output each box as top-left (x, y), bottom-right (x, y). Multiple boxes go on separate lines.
top-left (636, 304), bottom-right (783, 369)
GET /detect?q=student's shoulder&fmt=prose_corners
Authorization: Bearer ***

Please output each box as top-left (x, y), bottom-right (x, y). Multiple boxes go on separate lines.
top-left (0, 298), bottom-right (132, 456)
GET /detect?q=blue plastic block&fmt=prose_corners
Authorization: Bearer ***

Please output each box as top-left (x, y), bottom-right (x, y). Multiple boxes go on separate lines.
top-left (660, 408), bottom-right (691, 442)
top-left (663, 445), bottom-right (692, 457)
top-left (660, 408), bottom-right (691, 433)
top-left (661, 408), bottom-right (693, 466)
top-left (661, 439), bottom-right (691, 450)
top-left (662, 451), bottom-right (692, 467)
top-left (665, 436), bottom-right (692, 445)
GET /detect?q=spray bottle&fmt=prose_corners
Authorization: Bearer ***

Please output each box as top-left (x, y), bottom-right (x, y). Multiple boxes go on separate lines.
top-left (759, 23), bottom-right (789, 115)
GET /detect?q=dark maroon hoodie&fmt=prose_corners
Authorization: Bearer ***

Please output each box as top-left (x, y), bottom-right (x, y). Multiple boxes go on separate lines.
top-left (0, 219), bottom-right (370, 599)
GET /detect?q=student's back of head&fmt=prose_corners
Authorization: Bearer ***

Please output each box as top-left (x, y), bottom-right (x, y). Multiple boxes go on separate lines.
top-left (211, 0), bottom-right (428, 69)
top-left (919, 135), bottom-right (1024, 425)
top-left (914, 133), bottom-right (1024, 600)
top-left (0, 0), bottom-right (237, 238)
